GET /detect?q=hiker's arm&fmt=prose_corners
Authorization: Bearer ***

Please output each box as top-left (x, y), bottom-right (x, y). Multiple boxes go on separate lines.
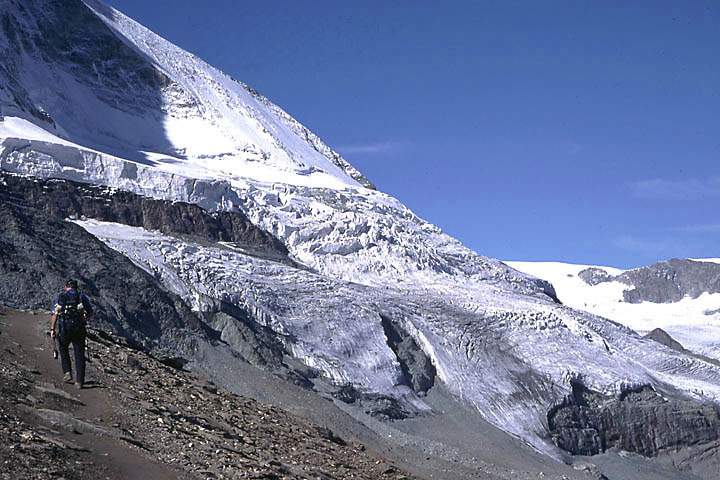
top-left (50, 295), bottom-right (59, 337)
top-left (50, 313), bottom-right (57, 338)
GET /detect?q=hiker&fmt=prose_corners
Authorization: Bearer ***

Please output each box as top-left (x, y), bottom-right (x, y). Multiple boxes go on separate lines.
top-left (50, 279), bottom-right (93, 389)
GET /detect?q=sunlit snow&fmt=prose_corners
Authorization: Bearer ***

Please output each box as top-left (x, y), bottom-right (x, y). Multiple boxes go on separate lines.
top-left (508, 261), bottom-right (720, 361)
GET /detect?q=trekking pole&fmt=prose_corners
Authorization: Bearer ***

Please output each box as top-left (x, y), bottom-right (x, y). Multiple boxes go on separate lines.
top-left (46, 330), bottom-right (58, 360)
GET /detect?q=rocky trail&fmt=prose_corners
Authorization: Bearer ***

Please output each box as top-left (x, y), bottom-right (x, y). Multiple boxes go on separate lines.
top-left (0, 308), bottom-right (414, 480)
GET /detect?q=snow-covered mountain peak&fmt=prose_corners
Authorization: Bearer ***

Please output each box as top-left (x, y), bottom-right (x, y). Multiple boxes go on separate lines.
top-left (0, 0), bottom-right (372, 190)
top-left (0, 0), bottom-right (548, 297)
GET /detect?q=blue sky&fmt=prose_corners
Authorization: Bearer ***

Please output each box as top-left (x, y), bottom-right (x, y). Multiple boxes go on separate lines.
top-left (107, 0), bottom-right (719, 268)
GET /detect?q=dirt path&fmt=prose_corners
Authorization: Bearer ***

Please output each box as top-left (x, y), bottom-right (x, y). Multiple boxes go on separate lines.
top-left (1, 309), bottom-right (190, 480)
top-left (1, 307), bottom-right (417, 480)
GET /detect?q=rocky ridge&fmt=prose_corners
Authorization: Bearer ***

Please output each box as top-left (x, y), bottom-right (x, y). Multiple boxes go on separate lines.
top-left (0, 172), bottom-right (289, 262)
top-left (578, 259), bottom-right (720, 303)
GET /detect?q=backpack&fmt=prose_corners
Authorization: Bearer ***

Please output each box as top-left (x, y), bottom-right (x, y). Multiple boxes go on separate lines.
top-left (57, 290), bottom-right (86, 337)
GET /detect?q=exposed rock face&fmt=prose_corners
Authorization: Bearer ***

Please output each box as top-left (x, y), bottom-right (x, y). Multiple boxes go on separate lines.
top-left (380, 314), bottom-right (436, 395)
top-left (332, 384), bottom-right (416, 420)
top-left (0, 173), bottom-right (316, 382)
top-left (643, 328), bottom-right (720, 369)
top-left (620, 259), bottom-right (720, 303)
top-left (579, 259), bottom-right (720, 304)
top-left (199, 300), bottom-right (287, 369)
top-left (0, 172), bottom-right (288, 261)
top-left (0, 195), bottom-right (204, 353)
top-left (643, 328), bottom-right (686, 353)
top-left (548, 380), bottom-right (720, 475)
top-left (578, 268), bottom-right (613, 286)
top-left (0, 172), bottom-right (340, 399)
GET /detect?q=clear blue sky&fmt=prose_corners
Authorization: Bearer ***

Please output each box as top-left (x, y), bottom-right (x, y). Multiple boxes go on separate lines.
top-left (107, 0), bottom-right (719, 268)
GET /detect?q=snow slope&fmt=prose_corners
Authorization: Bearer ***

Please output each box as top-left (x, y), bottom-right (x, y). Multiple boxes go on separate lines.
top-left (0, 0), bottom-right (370, 190)
top-left (3, 0), bottom-right (720, 458)
top-left (508, 261), bottom-right (720, 361)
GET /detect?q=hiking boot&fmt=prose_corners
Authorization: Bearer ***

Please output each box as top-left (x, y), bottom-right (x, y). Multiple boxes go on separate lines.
top-left (63, 372), bottom-right (73, 383)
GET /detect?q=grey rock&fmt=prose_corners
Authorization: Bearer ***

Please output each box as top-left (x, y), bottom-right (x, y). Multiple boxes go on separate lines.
top-left (33, 383), bottom-right (83, 404)
top-left (201, 304), bottom-right (286, 369)
top-left (620, 259), bottom-right (720, 304)
top-left (0, 196), bottom-right (203, 354)
top-left (380, 314), bottom-right (436, 395)
top-left (25, 406), bottom-right (137, 445)
top-left (578, 268), bottom-right (613, 286)
top-left (643, 329), bottom-right (720, 368)
top-left (156, 356), bottom-right (189, 371)
top-left (643, 328), bottom-right (686, 353)
top-left (314, 426), bottom-right (346, 446)
top-left (0, 171), bottom-right (298, 368)
top-left (331, 384), bottom-right (417, 420)
top-left (548, 380), bottom-right (720, 476)
top-left (0, 172), bottom-right (288, 261)
top-left (121, 353), bottom-right (144, 371)
top-left (578, 259), bottom-right (720, 304)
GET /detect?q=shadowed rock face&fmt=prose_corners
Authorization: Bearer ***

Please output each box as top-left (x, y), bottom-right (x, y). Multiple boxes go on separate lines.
top-left (0, 197), bottom-right (202, 352)
top-left (548, 380), bottom-right (720, 473)
top-left (643, 328), bottom-right (720, 369)
top-left (380, 314), bottom-right (436, 395)
top-left (332, 384), bottom-right (418, 420)
top-left (0, 172), bottom-right (289, 261)
top-left (0, 171), bottom-right (289, 355)
top-left (0, 172), bottom-right (314, 383)
top-left (578, 259), bottom-right (720, 303)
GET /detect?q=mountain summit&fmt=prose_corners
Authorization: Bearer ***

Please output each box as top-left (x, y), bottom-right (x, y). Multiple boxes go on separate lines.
top-left (2, 1), bottom-right (720, 478)
top-left (0, 0), bottom-right (372, 189)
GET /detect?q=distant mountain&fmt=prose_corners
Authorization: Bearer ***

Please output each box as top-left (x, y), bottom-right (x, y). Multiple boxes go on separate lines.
top-left (508, 258), bottom-right (720, 361)
top-left (2, 1), bottom-right (720, 478)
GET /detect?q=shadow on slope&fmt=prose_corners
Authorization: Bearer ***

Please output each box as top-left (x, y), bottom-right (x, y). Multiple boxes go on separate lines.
top-left (1, 0), bottom-right (179, 163)
top-left (0, 195), bottom-right (203, 352)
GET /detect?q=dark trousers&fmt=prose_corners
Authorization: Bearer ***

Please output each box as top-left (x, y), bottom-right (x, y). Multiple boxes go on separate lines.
top-left (58, 329), bottom-right (86, 384)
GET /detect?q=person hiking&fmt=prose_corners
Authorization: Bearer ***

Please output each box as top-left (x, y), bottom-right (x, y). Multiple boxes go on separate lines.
top-left (50, 279), bottom-right (93, 389)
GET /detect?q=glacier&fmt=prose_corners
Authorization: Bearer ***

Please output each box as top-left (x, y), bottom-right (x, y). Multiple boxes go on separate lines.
top-left (2, 0), bottom-right (720, 460)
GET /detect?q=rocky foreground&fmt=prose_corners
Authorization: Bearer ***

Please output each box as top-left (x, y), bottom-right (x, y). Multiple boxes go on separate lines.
top-left (0, 308), bottom-right (413, 480)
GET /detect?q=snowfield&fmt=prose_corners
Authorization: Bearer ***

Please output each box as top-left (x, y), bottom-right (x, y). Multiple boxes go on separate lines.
top-left (3, 0), bottom-right (720, 458)
top-left (508, 261), bottom-right (720, 361)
